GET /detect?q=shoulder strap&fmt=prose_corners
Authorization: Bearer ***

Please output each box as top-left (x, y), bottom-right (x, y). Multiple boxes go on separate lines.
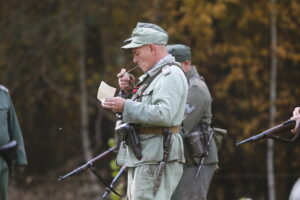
top-left (171, 62), bottom-right (181, 68)
top-left (132, 68), bottom-right (162, 101)
top-left (132, 62), bottom-right (184, 101)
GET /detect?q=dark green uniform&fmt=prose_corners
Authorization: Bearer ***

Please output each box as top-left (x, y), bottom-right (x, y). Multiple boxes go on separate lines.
top-left (0, 85), bottom-right (27, 200)
top-left (172, 66), bottom-right (218, 200)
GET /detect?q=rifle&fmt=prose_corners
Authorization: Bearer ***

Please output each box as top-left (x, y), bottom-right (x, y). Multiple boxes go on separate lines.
top-left (102, 166), bottom-right (127, 199)
top-left (236, 119), bottom-right (299, 146)
top-left (58, 146), bottom-right (117, 181)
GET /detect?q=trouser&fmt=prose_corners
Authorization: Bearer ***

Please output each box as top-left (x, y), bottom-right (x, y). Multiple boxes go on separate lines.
top-left (127, 161), bottom-right (183, 200)
top-left (0, 169), bottom-right (9, 200)
top-left (171, 163), bottom-right (217, 200)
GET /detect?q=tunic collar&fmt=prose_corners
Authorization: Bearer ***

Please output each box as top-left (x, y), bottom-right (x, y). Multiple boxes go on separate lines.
top-left (138, 54), bottom-right (175, 82)
top-left (185, 65), bottom-right (198, 79)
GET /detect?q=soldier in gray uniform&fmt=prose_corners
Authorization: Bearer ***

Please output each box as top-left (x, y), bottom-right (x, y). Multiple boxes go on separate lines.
top-left (102, 23), bottom-right (188, 199)
top-left (0, 85), bottom-right (28, 200)
top-left (167, 44), bottom-right (218, 200)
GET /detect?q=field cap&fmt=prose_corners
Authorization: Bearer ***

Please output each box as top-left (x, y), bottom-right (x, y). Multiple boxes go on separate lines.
top-left (121, 23), bottom-right (168, 49)
top-left (124, 22), bottom-right (168, 43)
top-left (167, 44), bottom-right (191, 62)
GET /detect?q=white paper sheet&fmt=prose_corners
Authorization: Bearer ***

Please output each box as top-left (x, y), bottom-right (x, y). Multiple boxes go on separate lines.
top-left (97, 81), bottom-right (116, 102)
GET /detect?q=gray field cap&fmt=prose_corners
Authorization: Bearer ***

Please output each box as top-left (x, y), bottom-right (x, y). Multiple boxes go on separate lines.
top-left (121, 24), bottom-right (168, 49)
top-left (124, 22), bottom-right (168, 43)
top-left (167, 44), bottom-right (191, 62)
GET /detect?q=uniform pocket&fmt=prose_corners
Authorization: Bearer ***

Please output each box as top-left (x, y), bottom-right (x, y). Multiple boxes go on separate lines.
top-left (141, 89), bottom-right (153, 97)
top-left (140, 89), bottom-right (154, 103)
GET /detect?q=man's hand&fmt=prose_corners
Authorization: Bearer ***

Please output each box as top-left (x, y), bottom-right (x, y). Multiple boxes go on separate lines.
top-left (291, 107), bottom-right (300, 134)
top-left (293, 107), bottom-right (300, 116)
top-left (102, 97), bottom-right (126, 112)
top-left (117, 68), bottom-right (135, 93)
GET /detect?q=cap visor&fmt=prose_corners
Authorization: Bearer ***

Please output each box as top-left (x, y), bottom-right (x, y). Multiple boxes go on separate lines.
top-left (123, 37), bottom-right (132, 43)
top-left (121, 42), bottom-right (144, 49)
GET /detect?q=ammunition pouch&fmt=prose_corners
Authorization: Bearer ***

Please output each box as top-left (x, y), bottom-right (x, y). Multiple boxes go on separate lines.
top-left (115, 122), bottom-right (142, 160)
top-left (184, 125), bottom-right (209, 158)
top-left (184, 130), bottom-right (207, 158)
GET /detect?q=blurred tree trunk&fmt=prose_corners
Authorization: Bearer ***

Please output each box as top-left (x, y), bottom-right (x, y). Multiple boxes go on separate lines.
top-left (77, 3), bottom-right (101, 194)
top-left (267, 0), bottom-right (277, 199)
top-left (78, 16), bottom-right (93, 166)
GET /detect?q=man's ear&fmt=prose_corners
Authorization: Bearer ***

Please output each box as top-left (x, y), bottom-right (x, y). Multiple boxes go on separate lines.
top-left (146, 44), bottom-right (156, 58)
top-left (182, 60), bottom-right (189, 68)
top-left (148, 44), bottom-right (155, 53)
top-left (184, 60), bottom-right (191, 65)
top-left (181, 60), bottom-right (190, 72)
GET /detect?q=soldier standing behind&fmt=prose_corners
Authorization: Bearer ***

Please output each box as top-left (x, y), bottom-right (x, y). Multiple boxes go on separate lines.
top-left (0, 85), bottom-right (28, 200)
top-left (168, 45), bottom-right (218, 200)
top-left (102, 23), bottom-right (188, 200)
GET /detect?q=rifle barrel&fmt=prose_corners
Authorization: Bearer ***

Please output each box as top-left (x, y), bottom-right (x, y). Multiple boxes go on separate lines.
top-left (236, 120), bottom-right (296, 146)
top-left (102, 166), bottom-right (127, 199)
top-left (58, 147), bottom-right (117, 181)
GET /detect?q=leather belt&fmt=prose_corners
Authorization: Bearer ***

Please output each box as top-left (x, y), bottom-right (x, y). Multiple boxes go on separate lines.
top-left (135, 126), bottom-right (180, 135)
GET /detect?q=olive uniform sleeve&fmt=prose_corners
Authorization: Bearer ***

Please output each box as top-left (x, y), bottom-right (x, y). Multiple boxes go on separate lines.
top-left (8, 95), bottom-right (28, 166)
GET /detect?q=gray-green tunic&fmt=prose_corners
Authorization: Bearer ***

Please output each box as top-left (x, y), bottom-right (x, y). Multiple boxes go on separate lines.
top-left (172, 66), bottom-right (218, 200)
top-left (117, 55), bottom-right (188, 199)
top-left (0, 85), bottom-right (27, 200)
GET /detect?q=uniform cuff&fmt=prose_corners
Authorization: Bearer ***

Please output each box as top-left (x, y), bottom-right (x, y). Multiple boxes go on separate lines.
top-left (123, 99), bottom-right (133, 122)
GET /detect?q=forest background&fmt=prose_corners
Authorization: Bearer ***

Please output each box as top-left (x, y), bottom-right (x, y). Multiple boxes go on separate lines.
top-left (0, 0), bottom-right (299, 199)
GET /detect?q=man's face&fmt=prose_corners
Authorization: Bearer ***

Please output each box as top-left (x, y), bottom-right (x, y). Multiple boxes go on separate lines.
top-left (132, 45), bottom-right (154, 72)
